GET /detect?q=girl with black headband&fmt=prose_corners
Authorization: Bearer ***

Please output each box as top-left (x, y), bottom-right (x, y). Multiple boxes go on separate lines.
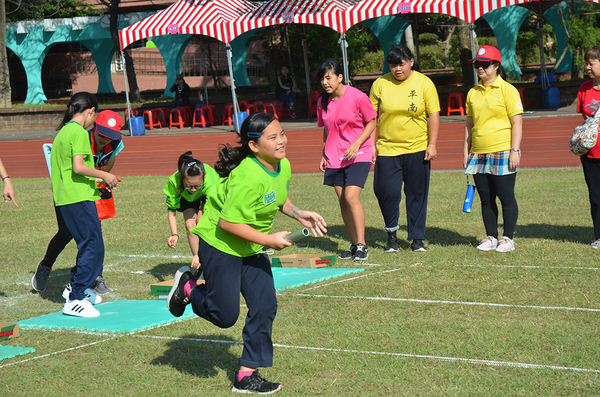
top-left (164, 151), bottom-right (219, 269)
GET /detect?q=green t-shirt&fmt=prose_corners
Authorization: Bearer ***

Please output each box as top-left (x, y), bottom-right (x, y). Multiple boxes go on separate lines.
top-left (163, 165), bottom-right (220, 211)
top-left (193, 155), bottom-right (291, 257)
top-left (51, 121), bottom-right (100, 206)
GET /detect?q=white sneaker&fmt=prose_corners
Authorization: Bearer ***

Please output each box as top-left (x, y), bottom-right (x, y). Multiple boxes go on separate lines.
top-left (496, 236), bottom-right (515, 252)
top-left (63, 299), bottom-right (100, 318)
top-left (476, 236), bottom-right (498, 251)
top-left (591, 239), bottom-right (600, 249)
top-left (62, 284), bottom-right (102, 305)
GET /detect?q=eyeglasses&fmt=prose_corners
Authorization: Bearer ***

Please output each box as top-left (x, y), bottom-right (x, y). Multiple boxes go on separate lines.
top-left (473, 61), bottom-right (493, 69)
top-left (184, 185), bottom-right (203, 190)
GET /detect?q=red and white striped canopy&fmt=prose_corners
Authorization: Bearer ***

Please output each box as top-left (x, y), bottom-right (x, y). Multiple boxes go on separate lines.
top-left (411, 0), bottom-right (532, 23)
top-left (232, 0), bottom-right (358, 35)
top-left (119, 0), bottom-right (259, 49)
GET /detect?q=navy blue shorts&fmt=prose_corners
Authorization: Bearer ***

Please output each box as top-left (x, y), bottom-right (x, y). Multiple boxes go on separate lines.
top-left (323, 162), bottom-right (371, 188)
top-left (176, 196), bottom-right (205, 213)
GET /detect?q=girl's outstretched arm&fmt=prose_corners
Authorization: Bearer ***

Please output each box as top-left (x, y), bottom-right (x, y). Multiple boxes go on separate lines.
top-left (218, 219), bottom-right (292, 250)
top-left (280, 198), bottom-right (327, 237)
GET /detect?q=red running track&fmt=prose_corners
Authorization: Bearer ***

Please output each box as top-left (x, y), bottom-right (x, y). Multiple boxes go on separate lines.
top-left (0, 116), bottom-right (583, 179)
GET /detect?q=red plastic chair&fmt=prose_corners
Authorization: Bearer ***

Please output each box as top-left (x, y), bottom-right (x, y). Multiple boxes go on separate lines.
top-left (222, 103), bottom-right (235, 126)
top-left (124, 108), bottom-right (140, 126)
top-left (169, 108), bottom-right (186, 129)
top-left (254, 101), bottom-right (267, 112)
top-left (244, 103), bottom-right (259, 114)
top-left (192, 107), bottom-right (207, 128)
top-left (307, 90), bottom-right (320, 118)
top-left (154, 108), bottom-right (168, 127)
top-left (517, 88), bottom-right (530, 110)
top-left (263, 102), bottom-right (280, 120)
top-left (198, 105), bottom-right (220, 126)
top-left (446, 92), bottom-right (465, 116)
top-left (279, 102), bottom-right (292, 119)
top-left (142, 110), bottom-right (162, 130)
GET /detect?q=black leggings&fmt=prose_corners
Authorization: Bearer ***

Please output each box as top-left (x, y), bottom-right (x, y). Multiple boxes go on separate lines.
top-left (472, 173), bottom-right (518, 239)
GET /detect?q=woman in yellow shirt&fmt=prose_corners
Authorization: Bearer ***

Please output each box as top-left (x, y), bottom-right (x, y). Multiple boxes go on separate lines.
top-left (370, 44), bottom-right (440, 253)
top-left (463, 45), bottom-right (523, 252)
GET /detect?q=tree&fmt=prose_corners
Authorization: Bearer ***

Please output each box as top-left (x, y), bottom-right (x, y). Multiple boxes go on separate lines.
top-left (0, 0), bottom-right (98, 108)
top-left (0, 0), bottom-right (9, 108)
top-left (558, 1), bottom-right (600, 78)
top-left (96, 0), bottom-right (141, 102)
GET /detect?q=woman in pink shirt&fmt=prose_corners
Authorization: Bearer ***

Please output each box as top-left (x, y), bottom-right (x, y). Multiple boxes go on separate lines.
top-left (317, 59), bottom-right (377, 261)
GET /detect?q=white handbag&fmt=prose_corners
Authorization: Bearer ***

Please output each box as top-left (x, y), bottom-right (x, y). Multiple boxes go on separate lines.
top-left (570, 109), bottom-right (599, 156)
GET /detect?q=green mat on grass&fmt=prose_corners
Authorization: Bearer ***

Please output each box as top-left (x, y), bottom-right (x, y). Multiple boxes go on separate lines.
top-left (19, 300), bottom-right (195, 334)
top-left (0, 345), bottom-right (35, 361)
top-left (19, 267), bottom-right (364, 334)
top-left (272, 267), bottom-right (363, 291)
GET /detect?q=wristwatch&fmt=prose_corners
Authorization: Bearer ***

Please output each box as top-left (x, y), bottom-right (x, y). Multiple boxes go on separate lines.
top-left (511, 148), bottom-right (521, 152)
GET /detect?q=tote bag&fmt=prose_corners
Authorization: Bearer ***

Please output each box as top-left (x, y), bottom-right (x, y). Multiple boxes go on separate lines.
top-left (570, 109), bottom-right (600, 156)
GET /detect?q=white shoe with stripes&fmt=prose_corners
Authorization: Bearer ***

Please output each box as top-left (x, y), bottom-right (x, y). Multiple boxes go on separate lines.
top-left (62, 284), bottom-right (102, 305)
top-left (63, 299), bottom-right (100, 317)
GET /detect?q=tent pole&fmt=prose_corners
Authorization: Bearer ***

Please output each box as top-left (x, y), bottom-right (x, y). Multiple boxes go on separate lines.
top-left (226, 44), bottom-right (241, 132)
top-left (340, 33), bottom-right (350, 85)
top-left (302, 26), bottom-right (311, 111)
top-left (469, 23), bottom-right (478, 85)
top-left (121, 51), bottom-right (133, 135)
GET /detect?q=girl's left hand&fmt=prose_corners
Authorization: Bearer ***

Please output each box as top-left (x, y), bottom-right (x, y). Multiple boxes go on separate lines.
top-left (424, 144), bottom-right (437, 161)
top-left (509, 151), bottom-right (520, 171)
top-left (344, 142), bottom-right (361, 161)
top-left (296, 210), bottom-right (328, 237)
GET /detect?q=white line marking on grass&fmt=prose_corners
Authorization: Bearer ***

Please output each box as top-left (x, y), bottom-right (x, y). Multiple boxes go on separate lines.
top-left (118, 254), bottom-right (192, 259)
top-left (456, 264), bottom-right (600, 271)
top-left (132, 335), bottom-right (600, 374)
top-left (0, 337), bottom-right (117, 369)
top-left (299, 267), bottom-right (409, 291)
top-left (292, 293), bottom-right (600, 313)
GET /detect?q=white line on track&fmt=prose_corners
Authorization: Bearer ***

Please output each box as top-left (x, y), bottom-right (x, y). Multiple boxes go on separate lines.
top-left (292, 293), bottom-right (600, 312)
top-left (298, 267), bottom-right (411, 291)
top-left (132, 334), bottom-right (600, 374)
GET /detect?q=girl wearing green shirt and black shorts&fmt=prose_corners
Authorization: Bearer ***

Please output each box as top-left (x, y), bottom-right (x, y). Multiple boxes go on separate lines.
top-left (167, 112), bottom-right (327, 394)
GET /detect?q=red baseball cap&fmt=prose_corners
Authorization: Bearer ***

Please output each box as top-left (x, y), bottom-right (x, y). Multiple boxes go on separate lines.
top-left (469, 45), bottom-right (502, 63)
top-left (95, 110), bottom-right (123, 140)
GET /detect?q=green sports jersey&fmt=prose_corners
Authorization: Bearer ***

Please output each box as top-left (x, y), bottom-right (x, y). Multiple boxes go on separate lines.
top-left (193, 155), bottom-right (291, 257)
top-left (163, 165), bottom-right (220, 211)
top-left (51, 121), bottom-right (100, 206)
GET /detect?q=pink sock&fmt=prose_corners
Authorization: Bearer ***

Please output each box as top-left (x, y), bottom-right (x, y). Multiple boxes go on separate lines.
top-left (183, 280), bottom-right (196, 299)
top-left (238, 370), bottom-right (254, 381)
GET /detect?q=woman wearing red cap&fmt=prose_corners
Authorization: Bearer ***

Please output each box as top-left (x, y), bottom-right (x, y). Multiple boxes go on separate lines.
top-left (577, 45), bottom-right (600, 249)
top-left (463, 45), bottom-right (523, 252)
top-left (32, 109), bottom-right (125, 295)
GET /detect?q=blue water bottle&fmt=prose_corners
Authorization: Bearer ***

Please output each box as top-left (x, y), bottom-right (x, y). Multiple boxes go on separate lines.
top-left (463, 176), bottom-right (475, 213)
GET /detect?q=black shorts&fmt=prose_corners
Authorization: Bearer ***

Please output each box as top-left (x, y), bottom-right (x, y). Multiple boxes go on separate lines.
top-left (323, 162), bottom-right (371, 188)
top-left (176, 196), bottom-right (205, 213)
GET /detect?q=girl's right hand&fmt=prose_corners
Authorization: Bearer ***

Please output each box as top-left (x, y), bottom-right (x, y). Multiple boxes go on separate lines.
top-left (102, 173), bottom-right (119, 190)
top-left (462, 154), bottom-right (469, 169)
top-left (267, 231), bottom-right (293, 251)
top-left (319, 156), bottom-right (327, 173)
top-left (167, 234), bottom-right (178, 249)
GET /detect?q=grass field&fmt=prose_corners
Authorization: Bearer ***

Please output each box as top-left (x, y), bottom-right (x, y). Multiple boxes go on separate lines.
top-left (1, 168), bottom-right (599, 396)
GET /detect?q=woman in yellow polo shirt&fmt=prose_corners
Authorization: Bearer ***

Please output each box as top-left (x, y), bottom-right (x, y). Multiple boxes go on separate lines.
top-left (463, 45), bottom-right (523, 252)
top-left (370, 44), bottom-right (440, 253)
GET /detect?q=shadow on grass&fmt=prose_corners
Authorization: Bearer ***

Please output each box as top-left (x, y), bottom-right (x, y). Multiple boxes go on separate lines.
top-left (150, 262), bottom-right (193, 282)
top-left (516, 223), bottom-right (594, 244)
top-left (151, 333), bottom-right (239, 379)
top-left (327, 224), bottom-right (481, 250)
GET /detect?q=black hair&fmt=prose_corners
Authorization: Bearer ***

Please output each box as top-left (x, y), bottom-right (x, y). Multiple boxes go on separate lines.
top-left (386, 44), bottom-right (420, 72)
top-left (493, 61), bottom-right (507, 81)
top-left (215, 112), bottom-right (276, 178)
top-left (315, 58), bottom-right (344, 112)
top-left (57, 92), bottom-right (98, 131)
top-left (177, 151), bottom-right (205, 194)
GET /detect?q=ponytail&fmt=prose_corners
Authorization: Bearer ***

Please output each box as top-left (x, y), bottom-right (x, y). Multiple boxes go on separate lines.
top-left (215, 112), bottom-right (276, 178)
top-left (57, 92), bottom-right (98, 131)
